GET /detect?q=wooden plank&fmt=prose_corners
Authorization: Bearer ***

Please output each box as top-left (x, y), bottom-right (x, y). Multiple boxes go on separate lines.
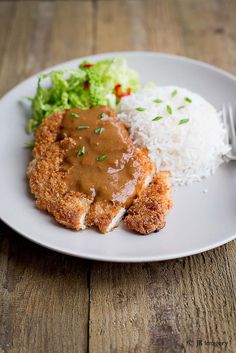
top-left (176, 0), bottom-right (236, 74)
top-left (96, 0), bottom-right (236, 74)
top-left (0, 3), bottom-right (14, 76)
top-left (0, 1), bottom-right (34, 96)
top-left (89, 0), bottom-right (236, 352)
top-left (89, 245), bottom-right (236, 353)
top-left (0, 1), bottom-right (94, 352)
top-left (44, 0), bottom-right (94, 67)
top-left (0, 1), bottom-right (94, 96)
top-left (95, 0), bottom-right (184, 53)
top-left (0, 222), bottom-right (90, 353)
top-left (95, 0), bottom-right (145, 52)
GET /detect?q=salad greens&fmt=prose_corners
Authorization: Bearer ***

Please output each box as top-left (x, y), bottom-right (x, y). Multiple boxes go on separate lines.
top-left (27, 58), bottom-right (139, 133)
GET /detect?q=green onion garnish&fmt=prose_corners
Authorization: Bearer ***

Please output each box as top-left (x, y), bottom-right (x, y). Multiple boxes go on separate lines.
top-left (97, 154), bottom-right (107, 161)
top-left (185, 97), bottom-right (192, 103)
top-left (171, 89), bottom-right (177, 97)
top-left (71, 112), bottom-right (80, 119)
top-left (153, 99), bottom-right (163, 104)
top-left (99, 113), bottom-right (107, 119)
top-left (136, 107), bottom-right (145, 112)
top-left (94, 127), bottom-right (104, 135)
top-left (177, 105), bottom-right (185, 110)
top-left (77, 125), bottom-right (89, 130)
top-left (178, 118), bottom-right (189, 125)
top-left (166, 105), bottom-right (172, 114)
top-left (77, 146), bottom-right (86, 157)
top-left (152, 116), bottom-right (163, 121)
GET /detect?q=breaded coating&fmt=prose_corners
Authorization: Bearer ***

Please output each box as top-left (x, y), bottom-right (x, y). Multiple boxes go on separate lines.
top-left (33, 111), bottom-right (64, 159)
top-left (85, 148), bottom-right (155, 233)
top-left (27, 108), bottom-right (155, 233)
top-left (27, 113), bottom-right (93, 230)
top-left (86, 201), bottom-right (126, 234)
top-left (46, 191), bottom-right (92, 230)
top-left (124, 172), bottom-right (173, 235)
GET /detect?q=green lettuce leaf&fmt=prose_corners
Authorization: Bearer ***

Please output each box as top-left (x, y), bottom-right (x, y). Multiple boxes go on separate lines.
top-left (27, 58), bottom-right (139, 133)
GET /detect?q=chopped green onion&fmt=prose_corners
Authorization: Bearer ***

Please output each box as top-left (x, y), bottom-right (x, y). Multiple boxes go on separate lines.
top-left (185, 97), bottom-right (192, 103)
top-left (177, 105), bottom-right (185, 110)
top-left (71, 112), bottom-right (80, 119)
top-left (166, 105), bottom-right (172, 114)
top-left (178, 118), bottom-right (189, 125)
top-left (24, 141), bottom-right (35, 149)
top-left (97, 154), bottom-right (107, 161)
top-left (77, 146), bottom-right (86, 157)
top-left (171, 89), bottom-right (177, 97)
top-left (136, 107), bottom-right (145, 112)
top-left (94, 127), bottom-right (104, 135)
top-left (152, 116), bottom-right (163, 121)
top-left (99, 113), bottom-right (107, 119)
top-left (77, 125), bottom-right (90, 130)
top-left (153, 98), bottom-right (163, 104)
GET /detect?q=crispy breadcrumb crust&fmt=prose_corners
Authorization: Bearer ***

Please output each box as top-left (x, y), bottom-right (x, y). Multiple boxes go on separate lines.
top-left (27, 109), bottom-right (155, 233)
top-left (33, 111), bottom-right (64, 159)
top-left (124, 171), bottom-right (173, 235)
top-left (86, 201), bottom-right (124, 233)
top-left (27, 112), bottom-right (93, 230)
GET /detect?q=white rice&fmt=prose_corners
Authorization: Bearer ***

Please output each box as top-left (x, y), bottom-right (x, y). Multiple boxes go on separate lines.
top-left (118, 86), bottom-right (230, 186)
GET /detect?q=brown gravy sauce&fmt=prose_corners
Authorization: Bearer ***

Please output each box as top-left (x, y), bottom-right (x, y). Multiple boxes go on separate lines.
top-left (60, 107), bottom-right (142, 206)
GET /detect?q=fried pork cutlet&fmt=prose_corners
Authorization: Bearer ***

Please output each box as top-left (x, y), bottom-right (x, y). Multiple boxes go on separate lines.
top-left (124, 172), bottom-right (173, 235)
top-left (27, 117), bottom-right (93, 230)
top-left (27, 106), bottom-right (155, 233)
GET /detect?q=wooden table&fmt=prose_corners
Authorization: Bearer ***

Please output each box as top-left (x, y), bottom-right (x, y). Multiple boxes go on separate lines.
top-left (0, 1), bottom-right (236, 352)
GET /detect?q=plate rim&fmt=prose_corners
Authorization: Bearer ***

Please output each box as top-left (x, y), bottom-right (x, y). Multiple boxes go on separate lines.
top-left (1, 51), bottom-right (236, 102)
top-left (0, 213), bottom-right (235, 262)
top-left (0, 51), bottom-right (236, 262)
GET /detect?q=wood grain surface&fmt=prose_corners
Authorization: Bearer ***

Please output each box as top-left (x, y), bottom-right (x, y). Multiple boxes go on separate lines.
top-left (0, 1), bottom-right (236, 353)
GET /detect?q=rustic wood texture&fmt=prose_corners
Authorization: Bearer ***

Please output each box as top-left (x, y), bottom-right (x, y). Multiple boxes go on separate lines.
top-left (0, 1), bottom-right (235, 353)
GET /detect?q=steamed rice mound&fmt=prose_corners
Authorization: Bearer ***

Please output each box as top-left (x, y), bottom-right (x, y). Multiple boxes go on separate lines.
top-left (118, 86), bottom-right (230, 186)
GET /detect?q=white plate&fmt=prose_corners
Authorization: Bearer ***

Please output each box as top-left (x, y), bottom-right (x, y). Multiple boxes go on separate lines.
top-left (0, 52), bottom-right (236, 262)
